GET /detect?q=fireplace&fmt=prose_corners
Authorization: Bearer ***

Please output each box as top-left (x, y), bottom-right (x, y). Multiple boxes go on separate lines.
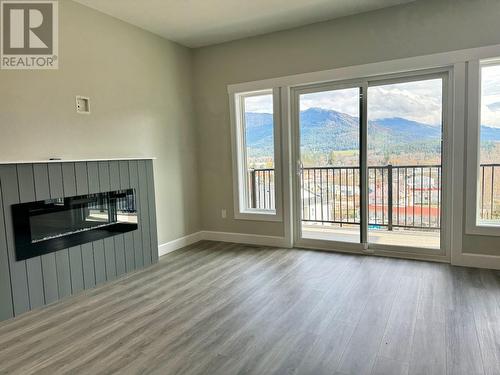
top-left (12, 189), bottom-right (138, 261)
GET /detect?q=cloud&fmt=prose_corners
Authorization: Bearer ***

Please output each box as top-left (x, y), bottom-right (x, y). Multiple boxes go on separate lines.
top-left (481, 65), bottom-right (500, 127)
top-left (487, 102), bottom-right (500, 112)
top-left (243, 72), bottom-right (500, 128)
top-left (244, 94), bottom-right (273, 113)
top-left (298, 78), bottom-right (443, 125)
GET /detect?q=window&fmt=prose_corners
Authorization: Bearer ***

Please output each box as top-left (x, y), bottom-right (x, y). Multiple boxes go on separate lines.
top-left (466, 60), bottom-right (500, 234)
top-left (230, 88), bottom-right (282, 221)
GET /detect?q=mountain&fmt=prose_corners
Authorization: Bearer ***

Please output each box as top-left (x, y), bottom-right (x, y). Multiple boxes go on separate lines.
top-left (244, 107), bottom-right (500, 158)
top-left (480, 125), bottom-right (500, 142)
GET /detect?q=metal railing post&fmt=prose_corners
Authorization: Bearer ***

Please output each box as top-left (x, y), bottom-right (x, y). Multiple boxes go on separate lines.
top-left (250, 169), bottom-right (257, 208)
top-left (387, 164), bottom-right (393, 231)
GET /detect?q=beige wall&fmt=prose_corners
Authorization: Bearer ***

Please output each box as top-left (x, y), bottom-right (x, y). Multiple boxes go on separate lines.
top-left (193, 0), bottom-right (500, 255)
top-left (0, 0), bottom-right (200, 246)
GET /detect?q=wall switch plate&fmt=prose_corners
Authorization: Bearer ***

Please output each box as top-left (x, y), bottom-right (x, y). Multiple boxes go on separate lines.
top-left (221, 209), bottom-right (227, 219)
top-left (76, 96), bottom-right (90, 114)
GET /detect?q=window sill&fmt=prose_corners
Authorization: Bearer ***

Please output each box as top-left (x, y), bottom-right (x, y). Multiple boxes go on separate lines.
top-left (465, 223), bottom-right (500, 237)
top-left (234, 210), bottom-right (282, 222)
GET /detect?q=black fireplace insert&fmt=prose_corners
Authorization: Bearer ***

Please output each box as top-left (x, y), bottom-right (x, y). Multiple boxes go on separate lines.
top-left (12, 189), bottom-right (138, 261)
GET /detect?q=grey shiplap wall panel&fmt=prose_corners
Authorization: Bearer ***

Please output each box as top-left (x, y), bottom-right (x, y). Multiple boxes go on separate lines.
top-left (33, 164), bottom-right (59, 304)
top-left (87, 162), bottom-right (100, 194)
top-left (138, 161), bottom-right (152, 266)
top-left (129, 161), bottom-right (143, 269)
top-left (81, 243), bottom-right (95, 289)
top-left (120, 161), bottom-right (135, 272)
top-left (62, 163), bottom-right (85, 294)
top-left (69, 246), bottom-right (84, 293)
top-left (92, 240), bottom-right (106, 284)
top-left (146, 160), bottom-right (159, 262)
top-left (0, 165), bottom-right (30, 315)
top-left (75, 163), bottom-right (89, 195)
top-left (75, 162), bottom-right (95, 289)
top-left (99, 162), bottom-right (116, 280)
top-left (109, 161), bottom-right (120, 191)
top-left (48, 164), bottom-right (72, 298)
top-left (88, 162), bottom-right (106, 285)
top-left (0, 159), bottom-right (158, 322)
top-left (17, 164), bottom-right (45, 309)
top-left (103, 237), bottom-right (117, 281)
top-left (98, 162), bottom-right (111, 192)
top-left (0, 176), bottom-right (14, 320)
top-left (110, 161), bottom-right (126, 277)
top-left (114, 235), bottom-right (126, 276)
top-left (62, 163), bottom-right (77, 196)
top-left (55, 251), bottom-right (72, 298)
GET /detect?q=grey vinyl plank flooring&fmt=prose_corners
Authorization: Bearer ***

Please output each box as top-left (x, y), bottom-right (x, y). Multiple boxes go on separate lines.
top-left (0, 241), bottom-right (498, 375)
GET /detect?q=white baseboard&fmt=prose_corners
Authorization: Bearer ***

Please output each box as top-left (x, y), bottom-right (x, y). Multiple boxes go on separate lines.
top-left (158, 232), bottom-right (500, 271)
top-left (158, 230), bottom-right (289, 257)
top-left (158, 231), bottom-right (204, 257)
top-left (451, 252), bottom-right (500, 270)
top-left (200, 231), bottom-right (290, 248)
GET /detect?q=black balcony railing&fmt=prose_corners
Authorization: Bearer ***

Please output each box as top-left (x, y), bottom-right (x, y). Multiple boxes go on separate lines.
top-left (248, 164), bottom-right (500, 230)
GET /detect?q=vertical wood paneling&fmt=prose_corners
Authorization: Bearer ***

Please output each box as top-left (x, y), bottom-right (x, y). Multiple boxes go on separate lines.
top-left (110, 161), bottom-right (126, 276)
top-left (87, 162), bottom-right (100, 194)
top-left (92, 240), bottom-right (106, 284)
top-left (0, 165), bottom-right (30, 315)
top-left (80, 243), bottom-right (95, 289)
top-left (0, 159), bottom-right (158, 322)
top-left (0, 177), bottom-right (14, 320)
top-left (103, 237), bottom-right (116, 280)
top-left (33, 164), bottom-right (59, 304)
top-left (129, 161), bottom-right (143, 269)
top-left (114, 236), bottom-right (126, 276)
top-left (138, 161), bottom-right (152, 266)
top-left (62, 164), bottom-right (84, 294)
top-left (146, 160), bottom-right (159, 263)
top-left (120, 161), bottom-right (135, 273)
top-left (48, 163), bottom-right (72, 299)
top-left (75, 162), bottom-right (96, 290)
top-left (68, 246), bottom-right (84, 294)
top-left (99, 162), bottom-right (116, 280)
top-left (17, 164), bottom-right (45, 309)
top-left (87, 162), bottom-right (106, 284)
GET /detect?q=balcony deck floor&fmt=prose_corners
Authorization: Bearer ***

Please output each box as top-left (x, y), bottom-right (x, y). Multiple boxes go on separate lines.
top-left (302, 224), bottom-right (440, 249)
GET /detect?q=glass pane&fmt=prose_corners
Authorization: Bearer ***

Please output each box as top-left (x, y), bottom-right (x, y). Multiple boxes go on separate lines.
top-left (367, 78), bottom-right (442, 249)
top-left (243, 93), bottom-right (275, 210)
top-left (299, 87), bottom-right (361, 243)
top-left (479, 65), bottom-right (500, 225)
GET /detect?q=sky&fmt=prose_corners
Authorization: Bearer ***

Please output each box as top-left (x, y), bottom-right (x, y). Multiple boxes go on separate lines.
top-left (481, 64), bottom-right (500, 128)
top-left (245, 78), bottom-right (444, 126)
top-left (244, 71), bottom-right (500, 128)
top-left (300, 78), bottom-right (443, 126)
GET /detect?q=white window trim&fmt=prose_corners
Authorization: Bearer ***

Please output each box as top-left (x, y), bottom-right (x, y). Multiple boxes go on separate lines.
top-left (230, 88), bottom-right (283, 222)
top-left (465, 59), bottom-right (500, 236)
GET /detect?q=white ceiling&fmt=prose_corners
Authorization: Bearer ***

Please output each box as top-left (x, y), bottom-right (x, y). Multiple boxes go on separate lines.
top-left (74, 0), bottom-right (416, 48)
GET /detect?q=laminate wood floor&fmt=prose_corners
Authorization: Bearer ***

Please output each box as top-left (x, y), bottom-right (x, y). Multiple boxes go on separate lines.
top-left (0, 241), bottom-right (499, 375)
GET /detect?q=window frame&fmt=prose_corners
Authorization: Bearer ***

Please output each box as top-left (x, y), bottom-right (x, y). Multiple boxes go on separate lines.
top-left (229, 87), bottom-right (283, 221)
top-left (465, 59), bottom-right (500, 236)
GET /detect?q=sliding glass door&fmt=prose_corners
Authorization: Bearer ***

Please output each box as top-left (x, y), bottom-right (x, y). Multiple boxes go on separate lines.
top-left (292, 73), bottom-right (447, 255)
top-left (367, 77), bottom-right (443, 249)
top-left (293, 82), bottom-right (365, 248)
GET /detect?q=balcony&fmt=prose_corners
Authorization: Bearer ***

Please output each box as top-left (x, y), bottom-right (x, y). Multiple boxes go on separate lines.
top-left (248, 164), bottom-right (500, 247)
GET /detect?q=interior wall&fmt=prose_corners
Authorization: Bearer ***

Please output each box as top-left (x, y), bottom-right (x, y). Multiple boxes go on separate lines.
top-left (0, 0), bottom-right (200, 246)
top-left (192, 0), bottom-right (500, 255)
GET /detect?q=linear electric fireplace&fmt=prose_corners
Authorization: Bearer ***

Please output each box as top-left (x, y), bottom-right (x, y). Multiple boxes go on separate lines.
top-left (12, 189), bottom-right (138, 261)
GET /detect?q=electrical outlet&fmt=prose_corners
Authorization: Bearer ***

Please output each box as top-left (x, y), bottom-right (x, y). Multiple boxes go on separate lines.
top-left (221, 209), bottom-right (227, 219)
